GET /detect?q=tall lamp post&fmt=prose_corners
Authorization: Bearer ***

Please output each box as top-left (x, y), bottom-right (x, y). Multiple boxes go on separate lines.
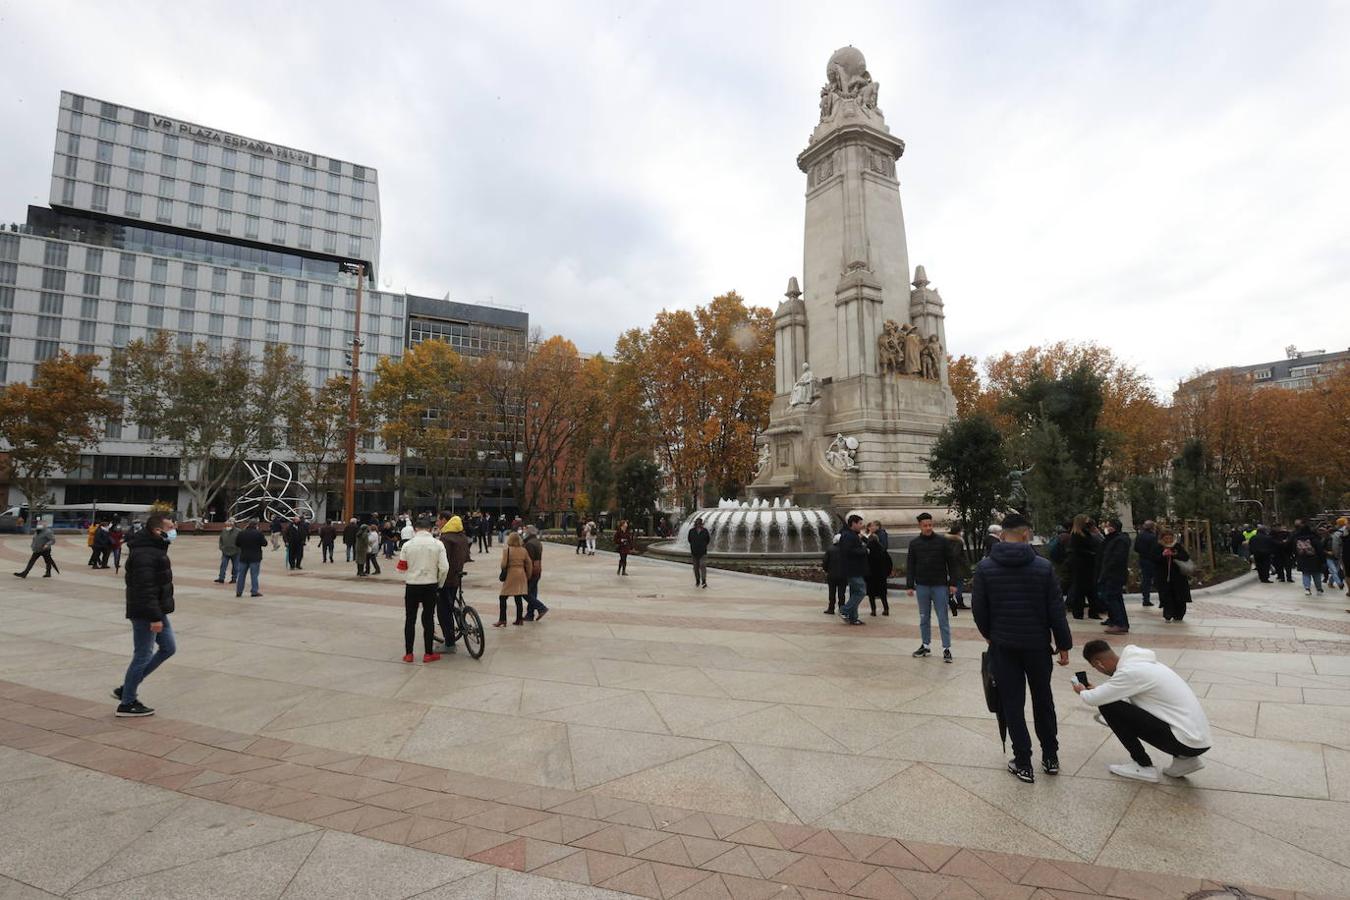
top-left (338, 261), bottom-right (365, 523)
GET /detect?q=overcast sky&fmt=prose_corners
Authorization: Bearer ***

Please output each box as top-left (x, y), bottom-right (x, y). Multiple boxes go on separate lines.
top-left (3, 1), bottom-right (1347, 391)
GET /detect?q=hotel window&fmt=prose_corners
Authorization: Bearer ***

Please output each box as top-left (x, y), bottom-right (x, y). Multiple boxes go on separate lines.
top-left (187, 205), bottom-right (202, 228)
top-left (188, 182), bottom-right (204, 204)
top-left (211, 268), bottom-right (227, 290)
top-left (248, 174), bottom-right (262, 194)
top-left (116, 280), bottom-right (133, 303)
top-left (0, 235), bottom-right (15, 262)
top-left (210, 293), bottom-right (224, 312)
top-left (328, 170), bottom-right (341, 188)
top-left (302, 166), bottom-right (316, 186)
top-left (347, 236), bottom-right (361, 255)
top-left (160, 155), bottom-right (176, 176)
top-left (80, 298), bottom-right (98, 321)
top-left (294, 282), bottom-right (308, 302)
top-left (193, 141), bottom-right (208, 162)
top-left (276, 161), bottom-right (291, 181)
top-left (131, 127), bottom-right (147, 149)
top-left (207, 334), bottom-right (222, 353)
top-left (299, 206), bottom-right (314, 226)
top-left (265, 322), bottom-right (279, 341)
top-left (37, 316), bottom-right (62, 338)
top-left (240, 273), bottom-right (255, 295)
top-left (274, 200), bottom-right (289, 219)
top-left (249, 155), bottom-right (264, 175)
top-left (219, 169), bottom-right (234, 189)
top-left (191, 162), bottom-right (206, 182)
top-left (150, 259), bottom-right (167, 282)
top-left (273, 180), bottom-right (287, 200)
top-left (91, 186), bottom-right (109, 211)
top-left (267, 299), bottom-right (282, 320)
top-left (64, 155), bottom-right (78, 177)
top-left (209, 313), bottom-right (224, 334)
top-left (178, 311), bottom-right (195, 331)
top-left (84, 248), bottom-right (103, 273)
top-left (35, 341), bottom-right (59, 362)
top-left (318, 307), bottom-right (333, 326)
top-left (70, 95), bottom-right (85, 112)
top-left (221, 148), bottom-right (236, 168)
top-left (99, 101), bottom-right (117, 117)
top-left (180, 264), bottom-right (197, 288)
top-left (216, 210), bottom-right (231, 233)
top-left (149, 285), bottom-right (165, 305)
top-left (147, 307), bottom-right (163, 328)
top-left (245, 216), bottom-right (259, 239)
top-left (317, 327), bottom-right (332, 346)
top-left (39, 291), bottom-right (64, 314)
top-left (78, 320), bottom-right (97, 343)
top-left (292, 302), bottom-right (307, 323)
top-left (266, 277), bottom-right (281, 299)
top-left (218, 189), bottom-right (233, 209)
top-left (66, 132), bottom-right (80, 155)
top-left (41, 268), bottom-right (66, 291)
top-left (350, 216), bottom-right (362, 234)
top-left (158, 177), bottom-right (175, 198)
top-left (96, 140), bottom-right (113, 162)
top-left (98, 118), bottom-right (117, 140)
top-left (246, 195), bottom-right (261, 215)
top-left (115, 302), bottom-right (131, 323)
top-left (82, 275), bottom-right (100, 296)
top-left (316, 348), bottom-right (330, 367)
top-left (239, 298), bottom-right (254, 321)
top-left (291, 324), bottom-right (306, 343)
top-left (326, 191), bottom-right (339, 211)
top-left (128, 148), bottom-right (145, 170)
top-left (180, 289), bottom-right (196, 309)
top-left (94, 162), bottom-right (111, 184)
top-left (60, 179), bottom-right (76, 205)
top-left (162, 134), bottom-right (178, 155)
top-left (301, 186), bottom-right (314, 205)
top-left (324, 211), bottom-right (338, 230)
top-left (298, 227), bottom-right (312, 248)
top-left (352, 165), bottom-right (365, 181)
top-left (44, 242), bottom-right (69, 267)
top-left (105, 417), bottom-right (122, 439)
top-left (1290, 364), bottom-right (1321, 378)
top-left (323, 231), bottom-right (337, 253)
top-left (156, 198), bottom-right (173, 223)
top-left (271, 221), bottom-right (286, 243)
top-left (351, 196), bottom-right (363, 214)
top-left (126, 170), bottom-right (143, 191)
top-left (69, 112), bottom-right (83, 133)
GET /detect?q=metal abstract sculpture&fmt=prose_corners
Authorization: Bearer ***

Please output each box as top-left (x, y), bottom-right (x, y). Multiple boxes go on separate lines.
top-left (230, 460), bottom-right (315, 522)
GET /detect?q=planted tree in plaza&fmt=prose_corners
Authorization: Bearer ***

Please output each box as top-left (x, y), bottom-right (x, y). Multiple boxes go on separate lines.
top-left (112, 334), bottom-right (302, 518)
top-left (925, 414), bottom-right (1009, 551)
top-left (584, 445), bottom-right (614, 515)
top-left (1169, 438), bottom-right (1230, 523)
top-left (615, 455), bottom-right (661, 527)
top-left (0, 352), bottom-right (117, 518)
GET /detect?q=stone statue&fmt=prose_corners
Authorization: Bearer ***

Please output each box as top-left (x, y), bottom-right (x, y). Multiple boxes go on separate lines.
top-left (825, 433), bottom-right (859, 471)
top-left (859, 78), bottom-right (879, 111)
top-left (789, 361), bottom-right (818, 407)
top-left (878, 320), bottom-right (904, 374)
top-left (754, 442), bottom-right (772, 477)
top-left (818, 87), bottom-right (834, 119)
top-left (920, 334), bottom-right (941, 380)
top-left (820, 47), bottom-right (880, 122)
top-left (1008, 464), bottom-right (1034, 509)
top-left (902, 323), bottom-right (923, 376)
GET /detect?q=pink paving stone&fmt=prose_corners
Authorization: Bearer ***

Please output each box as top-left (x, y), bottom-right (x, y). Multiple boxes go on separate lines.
top-left (719, 873), bottom-right (792, 900)
top-left (409, 794), bottom-right (495, 823)
top-left (893, 868), bottom-right (960, 900)
top-left (743, 845), bottom-right (801, 880)
top-left (353, 756), bottom-right (407, 781)
top-left (605, 803), bottom-right (660, 829)
top-left (774, 857), bottom-right (840, 893)
top-left (667, 872), bottom-right (734, 899)
top-left (702, 846), bottom-right (763, 878)
top-left (582, 849), bottom-right (646, 884)
top-left (197, 748), bottom-right (277, 775)
top-left (970, 851), bottom-right (1039, 885)
top-left (468, 836), bottom-right (526, 871)
top-left (832, 829), bottom-right (891, 862)
top-left (267, 794), bottom-right (362, 823)
top-left (361, 785), bottom-right (446, 812)
top-left (850, 866), bottom-right (917, 900)
top-left (960, 877), bottom-right (1037, 900)
top-left (652, 861), bottom-right (718, 898)
top-left (523, 838), bottom-right (583, 873)
top-left (816, 855), bottom-right (875, 893)
top-left (666, 813), bottom-right (724, 841)
top-left (311, 803), bottom-right (407, 835)
top-left (1018, 860), bottom-right (1097, 893)
top-left (792, 830), bottom-right (855, 861)
top-left (530, 851), bottom-right (593, 885)
top-left (902, 840), bottom-right (959, 873)
top-left (599, 862), bottom-right (665, 899)
top-left (1039, 861), bottom-right (1118, 894)
top-left (865, 840), bottom-right (928, 872)
top-left (939, 850), bottom-right (1013, 883)
top-left (164, 742), bottom-right (218, 766)
top-left (1103, 868), bottom-right (1204, 900)
top-left (638, 835), bottom-right (697, 868)
top-left (457, 803), bottom-right (555, 833)
top-left (242, 737), bottom-right (295, 759)
top-left (763, 822), bottom-right (821, 850)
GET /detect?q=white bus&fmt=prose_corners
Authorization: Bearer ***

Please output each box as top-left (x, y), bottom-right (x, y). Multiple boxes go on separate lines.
top-left (0, 503), bottom-right (154, 532)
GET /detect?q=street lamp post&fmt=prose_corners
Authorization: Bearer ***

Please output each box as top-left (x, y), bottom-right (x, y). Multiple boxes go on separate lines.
top-left (339, 262), bottom-right (365, 523)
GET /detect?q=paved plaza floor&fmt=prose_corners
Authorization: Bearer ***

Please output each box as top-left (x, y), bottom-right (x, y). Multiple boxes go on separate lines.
top-left (1, 534), bottom-right (1348, 899)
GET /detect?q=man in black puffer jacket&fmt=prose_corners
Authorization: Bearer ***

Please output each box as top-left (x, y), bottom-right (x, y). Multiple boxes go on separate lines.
top-left (972, 513), bottom-right (1074, 784)
top-left (115, 514), bottom-right (178, 717)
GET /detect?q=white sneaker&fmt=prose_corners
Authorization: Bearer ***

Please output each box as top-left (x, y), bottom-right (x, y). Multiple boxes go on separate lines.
top-left (1162, 756), bottom-right (1205, 778)
top-left (1108, 762), bottom-right (1160, 783)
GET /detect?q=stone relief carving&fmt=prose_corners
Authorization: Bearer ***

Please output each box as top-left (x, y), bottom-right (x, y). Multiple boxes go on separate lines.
top-left (879, 320), bottom-right (942, 380)
top-left (825, 433), bottom-right (859, 471)
top-left (819, 46), bottom-right (882, 123)
top-left (789, 361), bottom-right (819, 407)
top-left (754, 442), bottom-right (772, 477)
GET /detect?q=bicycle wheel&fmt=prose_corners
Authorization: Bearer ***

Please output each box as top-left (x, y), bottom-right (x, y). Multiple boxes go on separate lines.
top-left (460, 605), bottom-right (485, 659)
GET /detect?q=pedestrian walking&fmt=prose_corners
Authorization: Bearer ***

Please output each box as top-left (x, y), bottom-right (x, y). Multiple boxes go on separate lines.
top-left (214, 519), bottom-right (239, 583)
top-left (13, 522), bottom-right (59, 578)
top-left (319, 520), bottom-right (337, 563)
top-left (1321, 523), bottom-right (1345, 591)
top-left (1133, 520), bottom-right (1158, 606)
top-left (398, 515), bottom-right (449, 663)
top-left (109, 524), bottom-right (125, 573)
top-left (839, 515), bottom-right (869, 625)
top-left (585, 519), bottom-right (598, 555)
top-left (822, 533), bottom-right (846, 615)
top-left (906, 512), bottom-right (961, 660)
top-left (615, 520), bottom-right (634, 575)
top-left (983, 524), bottom-right (1002, 558)
top-left (234, 519), bottom-right (266, 597)
top-left (1153, 528), bottom-right (1192, 620)
top-left (688, 517), bottom-right (711, 588)
top-left (269, 514), bottom-right (286, 551)
top-left (342, 517), bottom-right (360, 563)
top-left (115, 514), bottom-right (178, 717)
top-left (971, 512), bottom-right (1074, 784)
top-left (1272, 524), bottom-right (1294, 583)
top-left (1293, 520), bottom-right (1325, 595)
top-left (1074, 640), bottom-right (1212, 783)
top-left (361, 524), bottom-right (383, 576)
top-left (93, 522), bottom-right (114, 568)
top-left (497, 531), bottom-right (531, 626)
top-left (1249, 525), bottom-right (1275, 583)
top-left (946, 524), bottom-right (970, 612)
top-left (865, 522), bottom-right (893, 616)
top-left (86, 520), bottom-right (100, 567)
top-left (1066, 515), bottom-right (1103, 620)
top-left (575, 520), bottom-right (586, 555)
top-left (1096, 519), bottom-right (1131, 634)
top-left (286, 516), bottom-right (309, 570)
top-left (523, 524), bottom-right (549, 620)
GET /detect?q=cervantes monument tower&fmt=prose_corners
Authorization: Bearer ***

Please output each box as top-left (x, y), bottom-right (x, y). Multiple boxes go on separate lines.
top-left (751, 46), bottom-right (956, 527)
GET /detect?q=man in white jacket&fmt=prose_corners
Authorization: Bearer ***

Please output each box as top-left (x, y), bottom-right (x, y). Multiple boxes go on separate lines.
top-left (1074, 640), bottom-right (1211, 783)
top-left (398, 515), bottom-right (449, 664)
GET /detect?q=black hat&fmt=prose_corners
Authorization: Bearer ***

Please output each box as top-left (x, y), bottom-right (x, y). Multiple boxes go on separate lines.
top-left (1000, 512), bottom-right (1031, 531)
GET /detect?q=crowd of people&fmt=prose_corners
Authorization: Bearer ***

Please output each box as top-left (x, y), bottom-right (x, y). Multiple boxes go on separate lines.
top-left (1230, 518), bottom-right (1348, 598)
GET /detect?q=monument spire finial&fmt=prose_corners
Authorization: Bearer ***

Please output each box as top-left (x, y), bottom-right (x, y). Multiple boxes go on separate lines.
top-left (785, 276), bottom-right (802, 301)
top-left (912, 265), bottom-right (929, 288)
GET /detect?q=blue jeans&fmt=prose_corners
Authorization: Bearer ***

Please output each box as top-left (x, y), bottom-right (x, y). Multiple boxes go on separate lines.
top-left (1099, 580), bottom-right (1128, 630)
top-left (524, 575), bottom-right (548, 618)
top-left (1303, 571), bottom-right (1324, 592)
top-left (1327, 559), bottom-right (1345, 588)
top-left (345, 543), bottom-right (355, 562)
top-left (235, 560), bottom-right (261, 595)
top-left (915, 584), bottom-right (951, 649)
top-left (217, 553), bottom-right (237, 582)
top-left (842, 576), bottom-right (866, 622)
top-left (121, 616), bottom-right (176, 704)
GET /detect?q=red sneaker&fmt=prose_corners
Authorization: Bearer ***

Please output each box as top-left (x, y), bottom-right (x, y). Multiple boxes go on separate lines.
top-left (402, 653), bottom-right (414, 663)
top-left (423, 653), bottom-right (441, 663)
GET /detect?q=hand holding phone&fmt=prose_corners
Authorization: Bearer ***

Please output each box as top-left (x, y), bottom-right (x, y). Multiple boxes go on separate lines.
top-left (1074, 671), bottom-right (1090, 687)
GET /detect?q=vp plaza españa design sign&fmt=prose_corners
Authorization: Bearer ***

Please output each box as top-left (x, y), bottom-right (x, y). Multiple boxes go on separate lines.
top-left (150, 116), bottom-right (314, 166)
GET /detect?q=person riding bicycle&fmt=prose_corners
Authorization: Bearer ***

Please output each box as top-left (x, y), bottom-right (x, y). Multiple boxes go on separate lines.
top-left (437, 514), bottom-right (472, 651)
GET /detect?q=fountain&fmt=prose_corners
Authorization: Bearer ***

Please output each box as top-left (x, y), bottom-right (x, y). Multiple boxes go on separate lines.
top-left (649, 498), bottom-right (839, 565)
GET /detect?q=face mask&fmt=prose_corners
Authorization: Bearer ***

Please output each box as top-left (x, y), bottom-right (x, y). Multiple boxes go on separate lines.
top-left (164, 529), bottom-right (178, 543)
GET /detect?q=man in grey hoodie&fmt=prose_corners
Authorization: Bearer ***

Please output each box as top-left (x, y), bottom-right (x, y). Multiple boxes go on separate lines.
top-left (214, 519), bottom-right (239, 583)
top-left (14, 522), bottom-right (58, 578)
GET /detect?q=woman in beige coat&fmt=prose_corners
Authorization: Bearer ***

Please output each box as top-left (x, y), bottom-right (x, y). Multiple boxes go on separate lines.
top-left (497, 532), bottom-right (532, 626)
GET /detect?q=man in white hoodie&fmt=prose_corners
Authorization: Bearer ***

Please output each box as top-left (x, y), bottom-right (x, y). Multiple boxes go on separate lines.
top-left (397, 515), bottom-right (449, 664)
top-left (1074, 640), bottom-right (1211, 783)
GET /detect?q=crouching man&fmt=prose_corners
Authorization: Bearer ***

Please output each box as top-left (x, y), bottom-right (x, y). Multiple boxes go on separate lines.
top-left (1074, 639), bottom-right (1212, 783)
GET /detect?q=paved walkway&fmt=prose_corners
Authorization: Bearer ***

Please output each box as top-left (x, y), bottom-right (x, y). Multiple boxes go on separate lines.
top-left (1, 535), bottom-right (1348, 898)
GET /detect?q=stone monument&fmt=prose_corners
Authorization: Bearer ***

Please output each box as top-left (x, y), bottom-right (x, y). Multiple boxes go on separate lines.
top-left (751, 46), bottom-right (956, 529)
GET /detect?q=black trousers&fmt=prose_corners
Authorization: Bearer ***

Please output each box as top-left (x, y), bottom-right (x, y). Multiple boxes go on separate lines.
top-left (825, 580), bottom-right (846, 612)
top-left (617, 552), bottom-right (628, 574)
top-left (498, 595), bottom-right (524, 624)
top-left (1098, 700), bottom-right (1208, 768)
top-left (1253, 552), bottom-right (1272, 582)
top-left (437, 580), bottom-right (459, 644)
top-left (18, 550), bottom-right (58, 576)
top-left (404, 583), bottom-right (437, 654)
top-left (991, 644), bottom-right (1058, 766)
top-left (321, 541), bottom-right (334, 562)
top-left (866, 577), bottom-right (889, 614)
top-left (289, 542), bottom-right (304, 568)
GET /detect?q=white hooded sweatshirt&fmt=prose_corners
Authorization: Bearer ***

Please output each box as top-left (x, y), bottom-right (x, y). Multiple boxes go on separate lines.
top-left (1079, 645), bottom-right (1212, 750)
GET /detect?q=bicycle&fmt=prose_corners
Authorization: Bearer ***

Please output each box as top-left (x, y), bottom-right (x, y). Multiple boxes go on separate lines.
top-left (437, 584), bottom-right (485, 659)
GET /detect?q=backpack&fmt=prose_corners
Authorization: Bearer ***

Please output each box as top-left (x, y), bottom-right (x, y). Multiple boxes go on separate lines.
top-left (1295, 537), bottom-right (1317, 558)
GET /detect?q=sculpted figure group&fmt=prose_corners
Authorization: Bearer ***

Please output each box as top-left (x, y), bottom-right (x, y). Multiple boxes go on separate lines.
top-left (879, 319), bottom-right (941, 380)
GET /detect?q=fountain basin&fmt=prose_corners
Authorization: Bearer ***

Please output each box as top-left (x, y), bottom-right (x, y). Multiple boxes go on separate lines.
top-left (648, 499), bottom-right (840, 565)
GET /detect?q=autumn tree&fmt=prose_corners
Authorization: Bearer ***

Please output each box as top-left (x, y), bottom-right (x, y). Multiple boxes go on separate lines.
top-left (0, 352), bottom-right (117, 516)
top-left (113, 334), bottom-right (302, 518)
top-left (946, 354), bottom-right (982, 419)
top-left (1001, 362), bottom-right (1110, 515)
top-left (615, 455), bottom-right (661, 526)
top-left (584, 445), bottom-right (614, 515)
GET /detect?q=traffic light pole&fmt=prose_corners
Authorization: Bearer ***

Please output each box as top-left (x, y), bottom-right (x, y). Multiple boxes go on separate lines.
top-left (341, 262), bottom-right (365, 523)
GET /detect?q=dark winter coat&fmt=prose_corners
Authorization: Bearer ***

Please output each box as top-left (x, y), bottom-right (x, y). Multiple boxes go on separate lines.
top-left (905, 532), bottom-right (959, 588)
top-left (866, 536), bottom-right (894, 582)
top-left (1292, 528), bottom-right (1325, 575)
top-left (688, 526), bottom-right (711, 558)
top-left (1133, 529), bottom-right (1158, 564)
top-left (319, 523), bottom-right (337, 546)
top-left (440, 531), bottom-right (471, 587)
top-left (235, 526), bottom-right (268, 563)
top-left (124, 531), bottom-right (174, 622)
top-left (1248, 532), bottom-right (1275, 556)
top-left (342, 522), bottom-right (360, 546)
top-left (982, 533), bottom-right (1000, 558)
top-left (1152, 542), bottom-right (1193, 602)
top-left (822, 543), bottom-right (847, 583)
top-left (1095, 530), bottom-right (1130, 588)
top-left (1067, 531), bottom-right (1098, 587)
top-left (838, 528), bottom-right (869, 579)
top-left (971, 541), bottom-right (1073, 653)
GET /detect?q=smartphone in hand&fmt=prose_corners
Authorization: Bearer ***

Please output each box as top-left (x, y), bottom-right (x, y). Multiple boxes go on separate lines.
top-left (1074, 671), bottom-right (1090, 687)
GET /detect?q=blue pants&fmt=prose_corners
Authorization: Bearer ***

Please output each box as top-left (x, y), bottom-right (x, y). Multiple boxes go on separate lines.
top-left (121, 616), bottom-right (176, 704)
top-left (915, 583), bottom-right (951, 649)
top-left (1099, 580), bottom-right (1128, 630)
top-left (217, 553), bottom-right (237, 582)
top-left (842, 576), bottom-right (866, 622)
top-left (1138, 560), bottom-right (1153, 602)
top-left (524, 576), bottom-right (548, 619)
top-left (235, 560), bottom-right (261, 595)
top-left (1303, 571), bottom-right (1324, 592)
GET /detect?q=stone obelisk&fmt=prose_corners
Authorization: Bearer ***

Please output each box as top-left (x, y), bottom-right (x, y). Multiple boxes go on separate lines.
top-left (752, 46), bottom-right (956, 529)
